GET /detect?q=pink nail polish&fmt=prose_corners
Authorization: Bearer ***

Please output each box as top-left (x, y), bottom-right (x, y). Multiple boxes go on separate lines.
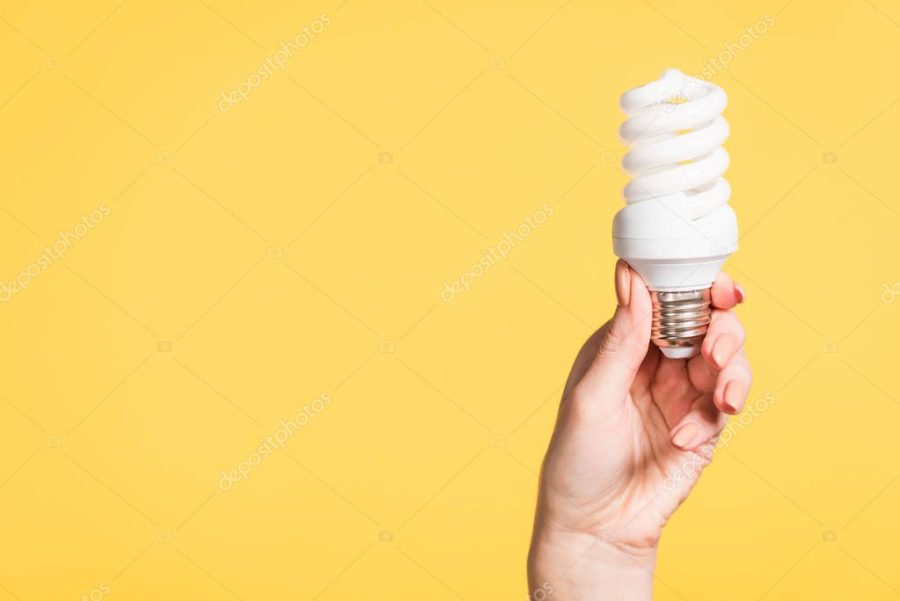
top-left (712, 335), bottom-right (735, 369)
top-left (735, 284), bottom-right (746, 304)
top-left (724, 380), bottom-right (746, 414)
top-left (672, 423), bottom-right (700, 449)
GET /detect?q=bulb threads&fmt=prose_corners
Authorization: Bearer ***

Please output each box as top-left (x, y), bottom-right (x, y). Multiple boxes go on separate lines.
top-left (650, 288), bottom-right (712, 358)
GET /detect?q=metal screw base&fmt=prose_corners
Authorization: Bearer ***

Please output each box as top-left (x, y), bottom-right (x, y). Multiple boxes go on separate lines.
top-left (650, 288), bottom-right (712, 359)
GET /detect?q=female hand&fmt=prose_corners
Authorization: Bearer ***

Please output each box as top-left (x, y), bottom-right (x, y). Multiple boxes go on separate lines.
top-left (527, 260), bottom-right (751, 601)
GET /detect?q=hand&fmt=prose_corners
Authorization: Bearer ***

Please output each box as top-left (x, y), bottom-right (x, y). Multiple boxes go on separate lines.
top-left (527, 260), bottom-right (751, 601)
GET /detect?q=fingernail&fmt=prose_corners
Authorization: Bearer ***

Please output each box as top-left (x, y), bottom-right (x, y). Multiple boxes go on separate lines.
top-left (615, 260), bottom-right (631, 307)
top-left (672, 422), bottom-right (700, 449)
top-left (723, 380), bottom-right (746, 414)
top-left (712, 335), bottom-right (735, 369)
top-left (735, 284), bottom-right (746, 304)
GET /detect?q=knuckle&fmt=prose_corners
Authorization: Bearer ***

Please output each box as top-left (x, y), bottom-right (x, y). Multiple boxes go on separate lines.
top-left (597, 322), bottom-right (624, 357)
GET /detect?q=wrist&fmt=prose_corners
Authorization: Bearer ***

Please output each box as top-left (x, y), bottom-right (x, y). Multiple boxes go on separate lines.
top-left (528, 529), bottom-right (656, 601)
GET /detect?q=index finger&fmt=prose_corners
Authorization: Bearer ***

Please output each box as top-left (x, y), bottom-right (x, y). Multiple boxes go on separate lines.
top-left (711, 271), bottom-right (745, 310)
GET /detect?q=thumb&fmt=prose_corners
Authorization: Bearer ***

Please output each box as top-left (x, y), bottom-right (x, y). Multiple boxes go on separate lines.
top-left (579, 260), bottom-right (653, 401)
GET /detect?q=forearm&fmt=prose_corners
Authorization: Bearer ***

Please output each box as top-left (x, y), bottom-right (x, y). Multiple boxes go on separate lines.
top-left (528, 530), bottom-right (656, 601)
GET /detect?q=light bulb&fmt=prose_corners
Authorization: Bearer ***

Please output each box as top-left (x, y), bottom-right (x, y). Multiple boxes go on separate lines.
top-left (612, 68), bottom-right (738, 359)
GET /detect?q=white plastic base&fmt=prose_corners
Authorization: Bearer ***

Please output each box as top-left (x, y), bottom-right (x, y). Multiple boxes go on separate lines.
top-left (618, 256), bottom-right (728, 291)
top-left (660, 345), bottom-right (700, 359)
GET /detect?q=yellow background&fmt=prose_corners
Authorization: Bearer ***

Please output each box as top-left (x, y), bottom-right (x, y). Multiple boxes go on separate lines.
top-left (1, 0), bottom-right (898, 599)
